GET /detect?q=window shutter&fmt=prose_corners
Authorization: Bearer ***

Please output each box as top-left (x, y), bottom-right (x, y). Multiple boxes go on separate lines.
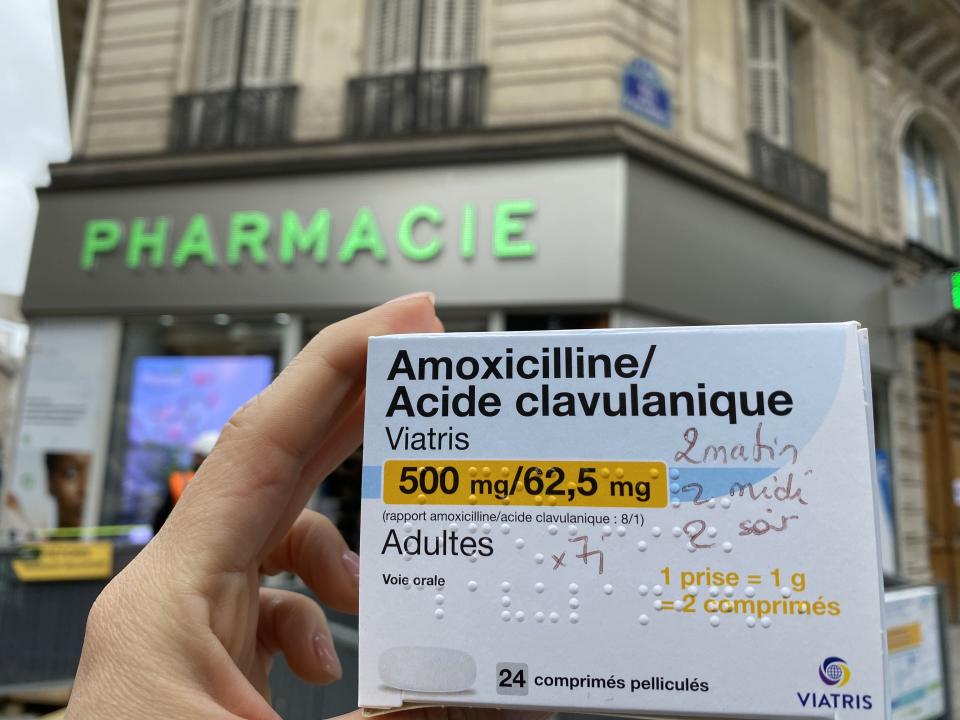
top-left (422, 0), bottom-right (478, 69)
top-left (242, 0), bottom-right (297, 87)
top-left (368, 0), bottom-right (418, 73)
top-left (201, 0), bottom-right (242, 90)
top-left (748, 0), bottom-right (789, 146)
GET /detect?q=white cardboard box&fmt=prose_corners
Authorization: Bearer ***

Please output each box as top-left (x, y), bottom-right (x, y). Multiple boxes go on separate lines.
top-left (359, 323), bottom-right (888, 719)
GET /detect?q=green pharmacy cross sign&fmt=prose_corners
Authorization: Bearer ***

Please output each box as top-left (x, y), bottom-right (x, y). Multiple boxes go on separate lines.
top-left (953, 270), bottom-right (960, 311)
top-left (80, 201), bottom-right (538, 271)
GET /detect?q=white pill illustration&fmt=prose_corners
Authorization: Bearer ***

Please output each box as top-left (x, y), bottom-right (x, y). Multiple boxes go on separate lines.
top-left (378, 646), bottom-right (477, 692)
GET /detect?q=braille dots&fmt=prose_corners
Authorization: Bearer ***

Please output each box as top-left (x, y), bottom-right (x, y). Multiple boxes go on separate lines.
top-left (515, 538), bottom-right (525, 549)
top-left (568, 598), bottom-right (580, 609)
top-left (500, 611), bottom-right (511, 621)
top-left (435, 594), bottom-right (445, 605)
top-left (534, 553), bottom-right (545, 564)
top-left (501, 581), bottom-right (511, 592)
top-left (548, 525), bottom-right (558, 535)
top-left (569, 612), bottom-right (580, 624)
top-left (500, 523), bottom-right (510, 534)
top-left (534, 582), bottom-right (545, 593)
top-left (435, 609), bottom-right (444, 619)
top-left (638, 584), bottom-right (649, 596)
top-left (568, 583), bottom-right (580, 595)
top-left (709, 615), bottom-right (720, 627)
top-left (603, 584), bottom-right (614, 595)
top-left (637, 541), bottom-right (648, 552)
top-left (638, 614), bottom-right (650, 625)
top-left (651, 526), bottom-right (662, 538)
top-left (467, 581), bottom-right (478, 592)
top-left (745, 616), bottom-right (757, 628)
top-left (721, 542), bottom-right (733, 553)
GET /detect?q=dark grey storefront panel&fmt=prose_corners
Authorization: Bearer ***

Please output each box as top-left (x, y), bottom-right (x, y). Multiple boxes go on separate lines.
top-left (24, 157), bottom-right (625, 314)
top-left (623, 161), bottom-right (895, 371)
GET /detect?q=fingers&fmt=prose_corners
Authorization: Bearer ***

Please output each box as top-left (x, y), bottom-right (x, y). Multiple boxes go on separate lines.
top-left (172, 295), bottom-right (441, 567)
top-left (257, 588), bottom-right (342, 685)
top-left (260, 391), bottom-right (366, 557)
top-left (261, 510), bottom-right (358, 614)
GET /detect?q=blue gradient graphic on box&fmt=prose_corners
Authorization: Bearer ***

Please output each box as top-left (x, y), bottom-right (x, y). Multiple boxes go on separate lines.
top-left (358, 324), bottom-right (888, 718)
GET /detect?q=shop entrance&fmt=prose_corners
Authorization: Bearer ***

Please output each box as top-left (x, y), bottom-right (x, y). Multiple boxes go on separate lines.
top-left (100, 315), bottom-right (287, 536)
top-left (917, 339), bottom-right (960, 621)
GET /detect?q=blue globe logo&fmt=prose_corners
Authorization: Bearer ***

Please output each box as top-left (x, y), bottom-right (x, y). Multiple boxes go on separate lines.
top-left (819, 657), bottom-right (851, 687)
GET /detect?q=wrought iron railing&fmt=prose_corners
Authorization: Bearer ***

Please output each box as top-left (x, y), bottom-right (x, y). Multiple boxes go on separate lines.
top-left (169, 85), bottom-right (298, 151)
top-left (345, 65), bottom-right (486, 139)
top-left (747, 131), bottom-right (830, 219)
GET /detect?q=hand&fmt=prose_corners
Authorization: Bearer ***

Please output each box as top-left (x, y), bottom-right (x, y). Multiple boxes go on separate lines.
top-left (65, 295), bottom-right (445, 719)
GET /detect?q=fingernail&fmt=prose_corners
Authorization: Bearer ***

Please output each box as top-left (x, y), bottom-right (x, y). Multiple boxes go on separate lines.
top-left (342, 549), bottom-right (360, 585)
top-left (313, 632), bottom-right (342, 679)
top-left (384, 291), bottom-right (435, 306)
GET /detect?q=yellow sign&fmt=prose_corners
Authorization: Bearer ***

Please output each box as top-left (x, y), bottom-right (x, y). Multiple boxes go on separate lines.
top-left (383, 460), bottom-right (668, 508)
top-left (12, 541), bottom-right (113, 582)
top-left (887, 621), bottom-right (923, 653)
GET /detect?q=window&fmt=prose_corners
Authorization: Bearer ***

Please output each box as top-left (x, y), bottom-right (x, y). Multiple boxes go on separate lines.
top-left (171, 0), bottom-right (298, 150)
top-left (366, 0), bottom-right (479, 74)
top-left (747, 0), bottom-right (813, 154)
top-left (902, 123), bottom-right (957, 256)
top-left (346, 0), bottom-right (485, 138)
top-left (198, 0), bottom-right (297, 90)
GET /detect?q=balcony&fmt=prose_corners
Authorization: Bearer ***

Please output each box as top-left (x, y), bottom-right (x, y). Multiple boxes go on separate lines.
top-left (169, 85), bottom-right (298, 152)
top-left (747, 131), bottom-right (830, 218)
top-left (345, 65), bottom-right (486, 140)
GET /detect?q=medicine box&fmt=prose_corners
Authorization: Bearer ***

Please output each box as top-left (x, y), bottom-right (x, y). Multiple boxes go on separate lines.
top-left (359, 323), bottom-right (887, 719)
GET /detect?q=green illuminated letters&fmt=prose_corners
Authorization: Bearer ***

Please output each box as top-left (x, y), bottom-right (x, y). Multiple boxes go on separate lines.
top-left (81, 219), bottom-right (122, 270)
top-left (398, 205), bottom-right (443, 261)
top-left (228, 211), bottom-right (270, 265)
top-left (81, 199), bottom-right (540, 272)
top-left (493, 200), bottom-right (537, 258)
top-left (126, 217), bottom-right (168, 269)
top-left (279, 210), bottom-right (330, 264)
top-left (460, 204), bottom-right (476, 260)
top-left (173, 215), bottom-right (218, 267)
top-left (339, 207), bottom-right (387, 263)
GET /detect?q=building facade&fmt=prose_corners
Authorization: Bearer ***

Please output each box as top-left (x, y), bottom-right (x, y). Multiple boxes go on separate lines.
top-left (7, 0), bottom-right (960, 615)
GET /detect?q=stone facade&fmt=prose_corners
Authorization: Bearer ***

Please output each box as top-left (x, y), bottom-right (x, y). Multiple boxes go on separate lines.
top-left (64, 0), bottom-right (960, 583)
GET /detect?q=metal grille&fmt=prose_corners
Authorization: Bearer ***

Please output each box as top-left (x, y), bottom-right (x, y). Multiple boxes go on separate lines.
top-left (345, 65), bottom-right (486, 139)
top-left (747, 130), bottom-right (830, 218)
top-left (169, 85), bottom-right (298, 151)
